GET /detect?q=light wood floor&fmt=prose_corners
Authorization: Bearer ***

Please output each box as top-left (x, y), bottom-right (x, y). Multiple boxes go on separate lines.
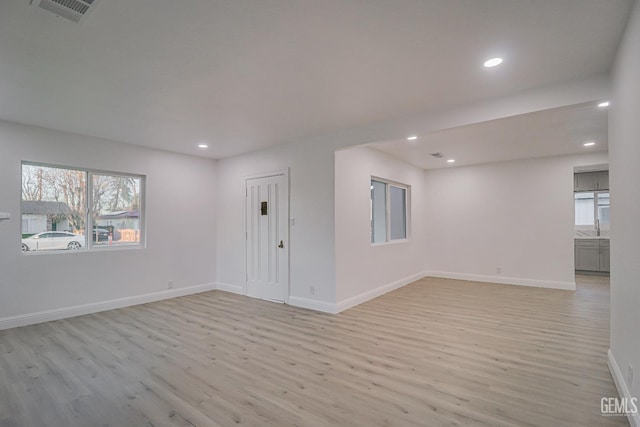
top-left (0, 275), bottom-right (626, 426)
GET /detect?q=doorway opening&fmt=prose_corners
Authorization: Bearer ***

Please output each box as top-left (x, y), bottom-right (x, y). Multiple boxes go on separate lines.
top-left (573, 166), bottom-right (610, 281)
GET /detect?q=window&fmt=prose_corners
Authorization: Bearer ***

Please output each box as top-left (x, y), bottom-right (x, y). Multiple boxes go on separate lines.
top-left (389, 185), bottom-right (407, 240)
top-left (371, 178), bottom-right (409, 243)
top-left (575, 191), bottom-right (609, 237)
top-left (597, 192), bottom-right (610, 226)
top-left (92, 174), bottom-right (142, 246)
top-left (21, 162), bottom-right (144, 253)
top-left (371, 180), bottom-right (387, 243)
top-left (21, 164), bottom-right (87, 252)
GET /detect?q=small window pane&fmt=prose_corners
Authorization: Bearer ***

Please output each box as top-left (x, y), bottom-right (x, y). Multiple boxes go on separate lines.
top-left (389, 186), bottom-right (407, 240)
top-left (92, 174), bottom-right (143, 246)
top-left (371, 180), bottom-right (387, 243)
top-left (597, 192), bottom-right (610, 225)
top-left (21, 164), bottom-right (86, 253)
top-left (575, 192), bottom-right (595, 226)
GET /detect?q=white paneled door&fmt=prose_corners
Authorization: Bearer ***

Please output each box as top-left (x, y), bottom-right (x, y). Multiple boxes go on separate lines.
top-left (245, 173), bottom-right (289, 302)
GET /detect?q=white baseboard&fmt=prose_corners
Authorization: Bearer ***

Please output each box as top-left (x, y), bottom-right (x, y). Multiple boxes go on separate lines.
top-left (216, 282), bottom-right (338, 314)
top-left (0, 282), bottom-right (217, 331)
top-left (216, 282), bottom-right (244, 295)
top-left (335, 271), bottom-right (428, 314)
top-left (288, 270), bottom-right (573, 315)
top-left (425, 271), bottom-right (576, 290)
top-left (288, 296), bottom-right (337, 314)
top-left (608, 349), bottom-right (640, 427)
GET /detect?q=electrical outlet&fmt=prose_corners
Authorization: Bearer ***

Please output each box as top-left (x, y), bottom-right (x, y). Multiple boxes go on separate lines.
top-left (496, 267), bottom-right (502, 275)
top-left (309, 286), bottom-right (315, 295)
top-left (168, 280), bottom-right (174, 289)
top-left (628, 364), bottom-right (634, 386)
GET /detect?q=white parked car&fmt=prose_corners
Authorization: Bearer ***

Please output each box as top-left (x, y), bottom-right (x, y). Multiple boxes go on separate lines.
top-left (22, 231), bottom-right (84, 252)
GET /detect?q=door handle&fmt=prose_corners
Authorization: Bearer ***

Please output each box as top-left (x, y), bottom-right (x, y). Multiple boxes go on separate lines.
top-left (278, 240), bottom-right (284, 248)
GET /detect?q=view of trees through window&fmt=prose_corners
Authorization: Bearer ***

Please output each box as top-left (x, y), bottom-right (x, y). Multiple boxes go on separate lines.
top-left (21, 163), bottom-right (143, 253)
top-left (92, 174), bottom-right (142, 246)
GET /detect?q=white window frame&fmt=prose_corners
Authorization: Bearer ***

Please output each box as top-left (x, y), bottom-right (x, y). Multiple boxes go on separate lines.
top-left (21, 161), bottom-right (146, 254)
top-left (371, 177), bottom-right (410, 245)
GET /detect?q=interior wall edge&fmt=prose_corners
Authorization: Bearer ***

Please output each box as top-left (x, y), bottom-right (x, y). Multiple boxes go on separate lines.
top-left (0, 282), bottom-right (217, 331)
top-left (608, 349), bottom-right (640, 427)
top-left (288, 296), bottom-right (338, 314)
top-left (335, 271), bottom-right (429, 314)
top-left (215, 282), bottom-right (244, 295)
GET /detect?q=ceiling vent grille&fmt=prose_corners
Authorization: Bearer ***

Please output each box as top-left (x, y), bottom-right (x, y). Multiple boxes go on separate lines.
top-left (30, 0), bottom-right (98, 23)
top-left (430, 152), bottom-right (443, 159)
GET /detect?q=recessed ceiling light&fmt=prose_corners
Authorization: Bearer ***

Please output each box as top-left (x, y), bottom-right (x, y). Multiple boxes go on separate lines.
top-left (407, 135), bottom-right (418, 141)
top-left (484, 57), bottom-right (503, 68)
top-left (583, 141), bottom-right (596, 147)
top-left (447, 159), bottom-right (456, 163)
top-left (198, 143), bottom-right (208, 149)
top-left (598, 101), bottom-right (610, 108)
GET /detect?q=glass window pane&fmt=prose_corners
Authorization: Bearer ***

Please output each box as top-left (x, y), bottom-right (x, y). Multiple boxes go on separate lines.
top-left (92, 174), bottom-right (143, 246)
top-left (597, 192), bottom-right (610, 225)
top-left (389, 186), bottom-right (407, 240)
top-left (371, 180), bottom-right (387, 243)
top-left (575, 192), bottom-right (595, 226)
top-left (21, 164), bottom-right (86, 253)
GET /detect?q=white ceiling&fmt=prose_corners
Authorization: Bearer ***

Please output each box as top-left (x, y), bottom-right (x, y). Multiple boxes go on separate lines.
top-left (369, 101), bottom-right (609, 169)
top-left (0, 0), bottom-right (632, 158)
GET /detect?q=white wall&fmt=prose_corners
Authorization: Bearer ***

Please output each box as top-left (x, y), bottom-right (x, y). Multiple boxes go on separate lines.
top-left (209, 77), bottom-right (610, 313)
top-left (216, 139), bottom-right (338, 310)
top-left (335, 146), bottom-right (427, 308)
top-left (0, 66), bottom-right (611, 325)
top-left (609, 0), bottom-right (640, 417)
top-left (224, 140), bottom-right (605, 314)
top-left (423, 152), bottom-right (608, 289)
top-left (0, 120), bottom-right (218, 325)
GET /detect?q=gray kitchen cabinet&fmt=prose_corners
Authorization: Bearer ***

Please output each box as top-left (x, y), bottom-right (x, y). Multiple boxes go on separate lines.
top-left (574, 171), bottom-right (609, 191)
top-left (599, 247), bottom-right (610, 272)
top-left (575, 238), bottom-right (610, 272)
top-left (596, 171), bottom-right (609, 190)
top-left (575, 173), bottom-right (598, 192)
top-left (599, 239), bottom-right (610, 272)
top-left (575, 239), bottom-right (600, 271)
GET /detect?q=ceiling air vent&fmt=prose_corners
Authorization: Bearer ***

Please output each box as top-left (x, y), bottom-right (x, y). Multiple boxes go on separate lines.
top-left (430, 153), bottom-right (443, 159)
top-left (30, 0), bottom-right (99, 23)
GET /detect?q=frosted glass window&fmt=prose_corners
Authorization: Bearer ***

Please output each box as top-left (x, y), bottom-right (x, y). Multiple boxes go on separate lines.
top-left (597, 193), bottom-right (610, 225)
top-left (575, 192), bottom-right (595, 225)
top-left (389, 186), bottom-right (407, 240)
top-left (371, 178), bottom-right (409, 244)
top-left (574, 191), bottom-right (610, 237)
top-left (371, 180), bottom-right (387, 243)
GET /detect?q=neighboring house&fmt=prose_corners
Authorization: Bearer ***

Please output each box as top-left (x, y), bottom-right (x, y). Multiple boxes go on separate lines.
top-left (96, 210), bottom-right (139, 230)
top-left (21, 201), bottom-right (71, 235)
top-left (96, 210), bottom-right (140, 242)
